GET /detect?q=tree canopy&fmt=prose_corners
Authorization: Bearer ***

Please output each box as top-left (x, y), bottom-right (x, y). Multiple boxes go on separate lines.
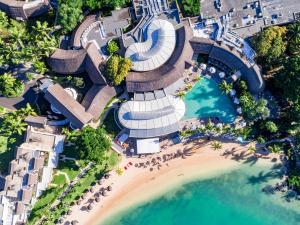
top-left (0, 73), bottom-right (24, 97)
top-left (107, 40), bottom-right (119, 55)
top-left (0, 12), bottom-right (56, 71)
top-left (179, 0), bottom-right (201, 17)
top-left (0, 104), bottom-right (36, 136)
top-left (254, 26), bottom-right (287, 61)
top-left (106, 55), bottom-right (132, 85)
top-left (57, 0), bottom-right (83, 34)
top-left (75, 126), bottom-right (112, 163)
top-left (287, 21), bottom-right (300, 54)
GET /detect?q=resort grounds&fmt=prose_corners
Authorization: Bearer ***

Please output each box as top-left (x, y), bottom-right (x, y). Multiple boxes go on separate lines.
top-left (61, 140), bottom-right (280, 225)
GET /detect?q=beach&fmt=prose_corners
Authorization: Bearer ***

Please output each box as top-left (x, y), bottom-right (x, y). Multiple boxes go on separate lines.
top-left (63, 140), bottom-right (279, 225)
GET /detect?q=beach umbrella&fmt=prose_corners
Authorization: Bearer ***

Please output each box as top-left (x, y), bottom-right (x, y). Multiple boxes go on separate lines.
top-left (104, 174), bottom-right (109, 179)
top-left (230, 89), bottom-right (236, 96)
top-left (71, 220), bottom-right (79, 225)
top-left (67, 210), bottom-right (72, 215)
top-left (237, 107), bottom-right (242, 114)
top-left (102, 190), bottom-right (107, 196)
top-left (107, 186), bottom-right (112, 191)
top-left (209, 66), bottom-right (216, 74)
top-left (234, 97), bottom-right (240, 104)
top-left (95, 197), bottom-right (100, 202)
top-left (87, 204), bottom-right (93, 211)
top-left (98, 179), bottom-right (103, 185)
top-left (219, 72), bottom-right (225, 78)
top-left (200, 63), bottom-right (207, 70)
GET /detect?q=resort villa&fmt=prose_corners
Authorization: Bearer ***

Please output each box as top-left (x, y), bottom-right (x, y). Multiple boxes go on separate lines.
top-left (0, 116), bottom-right (64, 225)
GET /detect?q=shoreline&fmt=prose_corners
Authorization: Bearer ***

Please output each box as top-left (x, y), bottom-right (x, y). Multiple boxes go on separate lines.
top-left (63, 140), bottom-right (279, 225)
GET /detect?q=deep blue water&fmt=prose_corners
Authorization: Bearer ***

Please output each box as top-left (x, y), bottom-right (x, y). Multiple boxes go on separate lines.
top-left (101, 164), bottom-right (300, 225)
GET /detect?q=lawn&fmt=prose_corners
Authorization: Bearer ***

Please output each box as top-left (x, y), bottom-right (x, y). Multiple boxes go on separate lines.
top-left (102, 108), bottom-right (121, 138)
top-left (57, 160), bottom-right (80, 180)
top-left (52, 174), bottom-right (67, 186)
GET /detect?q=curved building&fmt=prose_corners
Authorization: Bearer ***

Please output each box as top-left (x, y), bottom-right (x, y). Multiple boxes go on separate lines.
top-left (118, 95), bottom-right (185, 138)
top-left (125, 19), bottom-right (176, 71)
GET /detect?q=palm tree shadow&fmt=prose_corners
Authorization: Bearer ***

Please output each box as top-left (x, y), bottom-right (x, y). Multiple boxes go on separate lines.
top-left (247, 170), bottom-right (281, 185)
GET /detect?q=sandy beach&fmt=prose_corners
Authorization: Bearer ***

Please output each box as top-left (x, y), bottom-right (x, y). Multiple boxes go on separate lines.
top-left (63, 140), bottom-right (279, 225)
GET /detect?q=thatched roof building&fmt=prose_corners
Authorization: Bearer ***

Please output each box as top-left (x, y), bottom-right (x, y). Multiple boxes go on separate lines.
top-left (44, 84), bottom-right (94, 128)
top-left (0, 0), bottom-right (51, 20)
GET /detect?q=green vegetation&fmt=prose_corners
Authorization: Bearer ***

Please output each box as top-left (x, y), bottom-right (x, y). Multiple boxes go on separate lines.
top-left (236, 80), bottom-right (270, 121)
top-left (102, 108), bottom-right (121, 138)
top-left (178, 0), bottom-right (200, 17)
top-left (0, 73), bottom-right (24, 97)
top-left (0, 12), bottom-right (57, 71)
top-left (254, 21), bottom-right (300, 193)
top-left (106, 55), bottom-right (132, 85)
top-left (219, 80), bottom-right (233, 95)
top-left (27, 179), bottom-right (67, 225)
top-left (254, 26), bottom-right (287, 63)
top-left (52, 174), bottom-right (67, 186)
top-left (57, 0), bottom-right (83, 34)
top-left (107, 40), bottom-right (119, 55)
top-left (210, 141), bottom-right (222, 151)
top-left (73, 126), bottom-right (112, 163)
top-left (57, 0), bottom-right (131, 34)
top-left (0, 104), bottom-right (36, 136)
top-left (57, 160), bottom-right (80, 180)
top-left (28, 149), bottom-right (120, 225)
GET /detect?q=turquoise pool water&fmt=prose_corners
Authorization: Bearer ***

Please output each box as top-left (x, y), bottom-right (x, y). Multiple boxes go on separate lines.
top-left (101, 164), bottom-right (300, 225)
top-left (183, 77), bottom-right (236, 123)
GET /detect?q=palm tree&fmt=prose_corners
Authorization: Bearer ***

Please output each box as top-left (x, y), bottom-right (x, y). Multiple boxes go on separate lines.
top-left (33, 60), bottom-right (48, 74)
top-left (115, 167), bottom-right (123, 176)
top-left (18, 103), bottom-right (36, 117)
top-left (1, 115), bottom-right (27, 135)
top-left (211, 141), bottom-right (222, 151)
top-left (267, 144), bottom-right (281, 153)
top-left (219, 80), bottom-right (233, 95)
top-left (248, 145), bottom-right (256, 154)
top-left (176, 91), bottom-right (186, 99)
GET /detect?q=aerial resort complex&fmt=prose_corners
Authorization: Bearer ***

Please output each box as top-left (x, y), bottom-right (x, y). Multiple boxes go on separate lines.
top-left (0, 0), bottom-right (300, 224)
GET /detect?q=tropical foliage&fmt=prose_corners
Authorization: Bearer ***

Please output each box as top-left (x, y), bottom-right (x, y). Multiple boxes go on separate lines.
top-left (57, 0), bottom-right (83, 34)
top-left (106, 55), bottom-right (132, 85)
top-left (210, 141), bottom-right (222, 151)
top-left (254, 25), bottom-right (287, 62)
top-left (107, 40), bottom-right (119, 55)
top-left (0, 73), bottom-right (24, 97)
top-left (57, 0), bottom-right (131, 34)
top-left (0, 104), bottom-right (36, 136)
top-left (74, 126), bottom-right (112, 163)
top-left (219, 80), bottom-right (233, 95)
top-left (236, 80), bottom-right (270, 121)
top-left (178, 0), bottom-right (201, 17)
top-left (0, 12), bottom-right (56, 72)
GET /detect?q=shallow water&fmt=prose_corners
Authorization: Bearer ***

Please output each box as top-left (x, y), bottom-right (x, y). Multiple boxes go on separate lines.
top-left (101, 163), bottom-right (300, 225)
top-left (183, 77), bottom-right (236, 123)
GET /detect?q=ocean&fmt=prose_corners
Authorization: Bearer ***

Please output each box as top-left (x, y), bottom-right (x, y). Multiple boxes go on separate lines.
top-left (101, 163), bottom-right (300, 225)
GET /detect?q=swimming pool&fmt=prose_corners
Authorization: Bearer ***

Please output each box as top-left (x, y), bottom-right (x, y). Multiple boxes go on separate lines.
top-left (183, 77), bottom-right (236, 123)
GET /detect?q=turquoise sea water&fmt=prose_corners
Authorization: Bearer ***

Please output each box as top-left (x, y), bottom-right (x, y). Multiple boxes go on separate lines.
top-left (101, 164), bottom-right (300, 225)
top-left (183, 77), bottom-right (237, 123)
